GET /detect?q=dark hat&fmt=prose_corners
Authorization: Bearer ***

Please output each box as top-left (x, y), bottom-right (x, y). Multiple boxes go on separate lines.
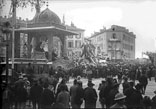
top-left (135, 83), bottom-right (142, 90)
top-left (87, 81), bottom-right (95, 86)
top-left (113, 83), bottom-right (119, 88)
top-left (77, 81), bottom-right (82, 86)
top-left (102, 80), bottom-right (106, 84)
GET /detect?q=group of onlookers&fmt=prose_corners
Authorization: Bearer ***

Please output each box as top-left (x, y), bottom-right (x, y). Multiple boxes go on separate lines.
top-left (2, 62), bottom-right (156, 109)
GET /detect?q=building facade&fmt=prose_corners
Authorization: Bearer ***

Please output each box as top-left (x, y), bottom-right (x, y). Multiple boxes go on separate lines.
top-left (65, 23), bottom-right (85, 60)
top-left (89, 25), bottom-right (136, 60)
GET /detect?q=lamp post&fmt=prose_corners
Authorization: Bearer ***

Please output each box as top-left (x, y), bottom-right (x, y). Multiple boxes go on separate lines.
top-left (2, 21), bottom-right (11, 86)
top-left (12, 0), bottom-right (17, 70)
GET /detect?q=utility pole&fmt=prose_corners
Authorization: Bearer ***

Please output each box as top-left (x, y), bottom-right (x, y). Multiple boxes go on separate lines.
top-left (12, 0), bottom-right (17, 70)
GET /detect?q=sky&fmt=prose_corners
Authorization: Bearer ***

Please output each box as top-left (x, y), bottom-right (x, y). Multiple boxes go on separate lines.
top-left (1, 0), bottom-right (156, 58)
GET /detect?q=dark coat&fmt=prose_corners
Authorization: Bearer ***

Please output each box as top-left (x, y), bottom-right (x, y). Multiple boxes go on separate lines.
top-left (99, 85), bottom-right (106, 104)
top-left (109, 88), bottom-right (119, 106)
top-left (15, 87), bottom-right (28, 102)
top-left (139, 75), bottom-right (148, 85)
top-left (40, 88), bottom-right (55, 106)
top-left (124, 87), bottom-right (135, 106)
top-left (30, 84), bottom-right (43, 102)
top-left (103, 85), bottom-right (112, 107)
top-left (84, 87), bottom-right (97, 107)
top-left (122, 81), bottom-right (130, 93)
top-left (75, 86), bottom-right (84, 105)
top-left (152, 95), bottom-right (156, 109)
top-left (129, 89), bottom-right (143, 108)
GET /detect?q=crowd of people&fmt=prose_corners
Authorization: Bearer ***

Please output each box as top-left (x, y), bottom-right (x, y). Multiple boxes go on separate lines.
top-left (2, 62), bottom-right (156, 109)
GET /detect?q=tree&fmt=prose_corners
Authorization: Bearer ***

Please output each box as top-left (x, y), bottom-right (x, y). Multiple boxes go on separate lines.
top-left (144, 52), bottom-right (155, 65)
top-left (0, 0), bottom-right (46, 17)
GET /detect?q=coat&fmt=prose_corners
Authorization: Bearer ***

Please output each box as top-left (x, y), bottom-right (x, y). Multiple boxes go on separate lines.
top-left (84, 87), bottom-right (97, 108)
top-left (40, 88), bottom-right (55, 107)
top-left (15, 86), bottom-right (28, 103)
top-left (56, 90), bottom-right (70, 108)
top-left (124, 87), bottom-right (136, 107)
top-left (75, 86), bottom-right (84, 105)
top-left (30, 84), bottom-right (43, 102)
top-left (70, 85), bottom-right (77, 105)
top-left (128, 90), bottom-right (143, 108)
top-left (139, 75), bottom-right (148, 85)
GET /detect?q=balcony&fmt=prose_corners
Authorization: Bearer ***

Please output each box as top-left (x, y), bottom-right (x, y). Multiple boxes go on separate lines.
top-left (108, 48), bottom-right (122, 51)
top-left (108, 38), bottom-right (121, 42)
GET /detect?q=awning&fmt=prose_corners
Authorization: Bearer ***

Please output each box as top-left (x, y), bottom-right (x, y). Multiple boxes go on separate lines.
top-left (15, 26), bottom-right (78, 35)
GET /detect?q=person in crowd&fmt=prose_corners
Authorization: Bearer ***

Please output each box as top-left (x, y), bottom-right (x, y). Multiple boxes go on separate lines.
top-left (70, 79), bottom-right (78, 108)
top-left (109, 83), bottom-right (120, 106)
top-left (30, 80), bottom-right (43, 109)
top-left (84, 80), bottom-right (97, 108)
top-left (40, 83), bottom-right (55, 109)
top-left (147, 66), bottom-right (153, 81)
top-left (122, 77), bottom-right (130, 94)
top-left (124, 81), bottom-right (135, 108)
top-left (2, 84), bottom-right (15, 109)
top-left (151, 90), bottom-right (156, 109)
top-left (98, 80), bottom-right (106, 91)
top-left (23, 76), bottom-right (31, 107)
top-left (55, 78), bottom-right (68, 100)
top-left (77, 75), bottom-right (82, 83)
top-left (75, 81), bottom-right (84, 108)
top-left (56, 84), bottom-right (70, 108)
top-left (99, 80), bottom-right (107, 109)
top-left (136, 66), bottom-right (142, 80)
top-left (110, 93), bottom-right (127, 109)
top-left (139, 72), bottom-right (148, 94)
top-left (117, 72), bottom-right (122, 84)
top-left (103, 77), bottom-right (114, 108)
top-left (15, 81), bottom-right (28, 109)
top-left (51, 75), bottom-right (58, 95)
top-left (129, 83), bottom-right (143, 109)
top-left (142, 96), bottom-right (152, 109)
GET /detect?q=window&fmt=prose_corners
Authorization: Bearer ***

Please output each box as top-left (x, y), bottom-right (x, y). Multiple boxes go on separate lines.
top-left (75, 40), bottom-right (81, 48)
top-left (112, 28), bottom-right (115, 31)
top-left (112, 33), bottom-right (116, 39)
top-left (76, 33), bottom-right (81, 39)
top-left (68, 41), bottom-right (74, 48)
top-left (68, 35), bottom-right (73, 38)
top-left (123, 34), bottom-right (125, 40)
top-left (131, 46), bottom-right (133, 51)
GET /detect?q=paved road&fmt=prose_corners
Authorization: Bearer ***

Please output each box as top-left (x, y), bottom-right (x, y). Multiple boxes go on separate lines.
top-left (24, 77), bottom-right (156, 109)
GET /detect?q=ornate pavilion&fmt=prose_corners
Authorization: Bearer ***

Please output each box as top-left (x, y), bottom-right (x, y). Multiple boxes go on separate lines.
top-left (1, 7), bottom-right (80, 73)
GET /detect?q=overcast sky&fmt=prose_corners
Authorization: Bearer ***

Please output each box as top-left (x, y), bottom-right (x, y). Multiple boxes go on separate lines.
top-left (1, 0), bottom-right (156, 58)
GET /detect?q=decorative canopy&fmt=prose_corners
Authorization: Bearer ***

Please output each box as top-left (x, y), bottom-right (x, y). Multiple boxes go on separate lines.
top-left (31, 8), bottom-right (61, 24)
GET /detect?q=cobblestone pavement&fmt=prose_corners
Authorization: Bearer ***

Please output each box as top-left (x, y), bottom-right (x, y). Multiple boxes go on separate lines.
top-left (23, 77), bottom-right (156, 109)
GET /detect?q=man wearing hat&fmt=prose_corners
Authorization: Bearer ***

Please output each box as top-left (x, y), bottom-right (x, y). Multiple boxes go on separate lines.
top-left (84, 80), bottom-right (97, 108)
top-left (110, 93), bottom-right (127, 109)
top-left (124, 80), bottom-right (135, 108)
